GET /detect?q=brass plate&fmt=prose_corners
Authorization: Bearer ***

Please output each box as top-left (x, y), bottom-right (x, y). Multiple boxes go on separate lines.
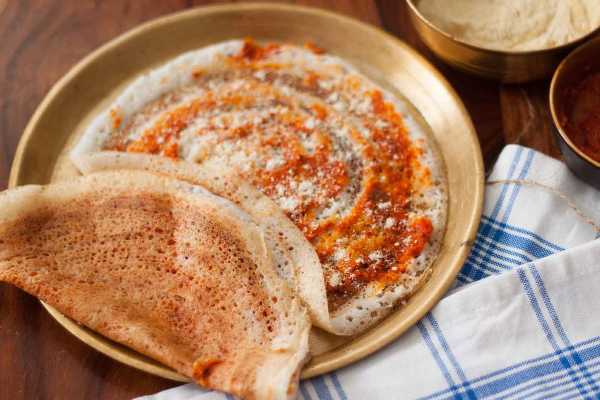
top-left (9, 3), bottom-right (483, 382)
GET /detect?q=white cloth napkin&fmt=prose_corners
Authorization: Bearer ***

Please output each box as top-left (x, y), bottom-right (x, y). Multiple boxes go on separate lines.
top-left (139, 145), bottom-right (600, 400)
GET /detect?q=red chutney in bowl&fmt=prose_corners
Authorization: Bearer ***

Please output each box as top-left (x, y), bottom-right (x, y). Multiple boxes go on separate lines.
top-left (563, 72), bottom-right (600, 163)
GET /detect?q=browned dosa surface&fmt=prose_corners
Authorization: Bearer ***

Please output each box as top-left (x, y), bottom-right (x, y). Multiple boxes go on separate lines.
top-left (0, 171), bottom-right (310, 400)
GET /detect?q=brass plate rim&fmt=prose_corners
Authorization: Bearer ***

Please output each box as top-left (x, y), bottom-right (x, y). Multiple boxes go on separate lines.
top-left (8, 2), bottom-right (484, 382)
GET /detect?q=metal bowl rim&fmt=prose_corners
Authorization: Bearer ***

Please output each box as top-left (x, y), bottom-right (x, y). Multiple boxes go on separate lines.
top-left (549, 36), bottom-right (600, 169)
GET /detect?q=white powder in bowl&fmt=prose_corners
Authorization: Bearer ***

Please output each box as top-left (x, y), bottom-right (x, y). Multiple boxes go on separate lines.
top-left (417, 0), bottom-right (600, 51)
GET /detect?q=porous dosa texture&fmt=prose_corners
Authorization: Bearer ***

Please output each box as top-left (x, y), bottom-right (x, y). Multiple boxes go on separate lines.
top-left (73, 152), bottom-right (334, 334)
top-left (71, 39), bottom-right (448, 335)
top-left (0, 171), bottom-right (310, 400)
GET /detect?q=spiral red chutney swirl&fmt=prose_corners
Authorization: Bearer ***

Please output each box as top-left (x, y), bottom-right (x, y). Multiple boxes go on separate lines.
top-left (104, 40), bottom-right (439, 311)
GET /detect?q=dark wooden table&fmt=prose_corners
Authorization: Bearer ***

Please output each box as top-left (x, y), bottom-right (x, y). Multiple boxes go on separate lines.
top-left (0, 1), bottom-right (562, 399)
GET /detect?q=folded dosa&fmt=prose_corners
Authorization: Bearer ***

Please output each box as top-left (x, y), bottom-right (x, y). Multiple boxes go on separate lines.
top-left (74, 152), bottom-right (337, 334)
top-left (0, 171), bottom-right (310, 400)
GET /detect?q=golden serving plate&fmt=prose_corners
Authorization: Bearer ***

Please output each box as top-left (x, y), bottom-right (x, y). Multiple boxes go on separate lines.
top-left (9, 3), bottom-right (483, 381)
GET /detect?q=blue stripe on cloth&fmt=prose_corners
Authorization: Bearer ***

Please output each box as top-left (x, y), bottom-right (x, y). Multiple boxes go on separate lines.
top-left (225, 395), bottom-right (235, 400)
top-left (555, 382), bottom-right (600, 400)
top-left (300, 382), bottom-right (313, 400)
top-left (419, 336), bottom-right (600, 400)
top-left (467, 244), bottom-right (514, 270)
top-left (462, 244), bottom-right (519, 277)
top-left (427, 314), bottom-right (476, 399)
top-left (459, 230), bottom-right (548, 283)
top-left (457, 262), bottom-right (494, 285)
top-left (457, 214), bottom-right (565, 285)
top-left (529, 375), bottom-right (600, 400)
top-left (509, 360), bottom-right (600, 400)
top-left (470, 239), bottom-right (529, 266)
top-left (460, 250), bottom-right (499, 279)
top-left (311, 376), bottom-right (334, 400)
top-left (330, 373), bottom-right (348, 400)
top-left (467, 150), bottom-right (534, 283)
top-left (502, 359), bottom-right (600, 400)
top-left (518, 269), bottom-right (590, 399)
top-left (529, 265), bottom-right (600, 395)
top-left (463, 236), bottom-right (538, 277)
top-left (469, 149), bottom-right (524, 282)
top-left (474, 234), bottom-right (555, 265)
top-left (482, 225), bottom-right (556, 260)
top-left (417, 320), bottom-right (459, 392)
top-left (481, 216), bottom-right (564, 253)
top-left (491, 229), bottom-right (555, 260)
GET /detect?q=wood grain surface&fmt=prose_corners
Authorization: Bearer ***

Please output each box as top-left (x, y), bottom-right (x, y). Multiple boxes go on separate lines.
top-left (0, 1), bottom-right (561, 399)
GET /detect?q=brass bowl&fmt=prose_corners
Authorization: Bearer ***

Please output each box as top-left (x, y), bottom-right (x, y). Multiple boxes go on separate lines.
top-left (406, 0), bottom-right (600, 83)
top-left (550, 36), bottom-right (600, 189)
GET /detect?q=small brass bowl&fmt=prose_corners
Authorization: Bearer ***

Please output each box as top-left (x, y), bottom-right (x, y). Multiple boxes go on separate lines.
top-left (550, 36), bottom-right (600, 190)
top-left (406, 0), bottom-right (600, 83)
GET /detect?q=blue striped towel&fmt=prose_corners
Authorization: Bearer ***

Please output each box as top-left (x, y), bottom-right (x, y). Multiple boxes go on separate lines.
top-left (140, 145), bottom-right (600, 400)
